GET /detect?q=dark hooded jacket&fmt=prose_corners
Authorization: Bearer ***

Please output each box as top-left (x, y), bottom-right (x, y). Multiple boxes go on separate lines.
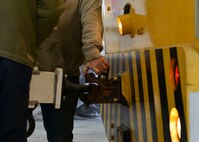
top-left (0, 0), bottom-right (65, 68)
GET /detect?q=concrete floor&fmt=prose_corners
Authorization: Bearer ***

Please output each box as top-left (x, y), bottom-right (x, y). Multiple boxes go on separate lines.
top-left (27, 112), bottom-right (108, 142)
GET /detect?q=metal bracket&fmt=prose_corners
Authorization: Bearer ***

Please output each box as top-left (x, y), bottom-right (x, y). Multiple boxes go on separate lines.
top-left (78, 73), bottom-right (128, 107)
top-left (29, 67), bottom-right (63, 109)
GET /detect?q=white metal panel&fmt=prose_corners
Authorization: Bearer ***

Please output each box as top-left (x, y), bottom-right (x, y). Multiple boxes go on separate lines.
top-left (29, 68), bottom-right (63, 109)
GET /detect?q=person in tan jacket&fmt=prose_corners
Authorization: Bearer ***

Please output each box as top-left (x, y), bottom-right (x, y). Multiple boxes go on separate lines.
top-left (36, 0), bottom-right (110, 141)
top-left (0, 1), bottom-right (64, 142)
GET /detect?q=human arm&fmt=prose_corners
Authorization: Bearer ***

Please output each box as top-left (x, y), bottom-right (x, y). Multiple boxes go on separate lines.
top-left (79, 0), bottom-right (110, 75)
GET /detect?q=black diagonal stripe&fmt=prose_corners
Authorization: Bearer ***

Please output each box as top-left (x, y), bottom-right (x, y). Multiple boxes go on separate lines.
top-left (170, 47), bottom-right (187, 142)
top-left (145, 50), bottom-right (158, 142)
top-left (128, 52), bottom-right (139, 142)
top-left (155, 49), bottom-right (171, 142)
top-left (135, 51), bottom-right (148, 142)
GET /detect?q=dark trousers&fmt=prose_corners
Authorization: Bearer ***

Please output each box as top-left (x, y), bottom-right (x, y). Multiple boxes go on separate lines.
top-left (41, 76), bottom-right (79, 142)
top-left (0, 57), bottom-right (32, 142)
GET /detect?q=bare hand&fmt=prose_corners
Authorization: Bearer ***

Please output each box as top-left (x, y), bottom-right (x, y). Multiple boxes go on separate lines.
top-left (83, 56), bottom-right (110, 75)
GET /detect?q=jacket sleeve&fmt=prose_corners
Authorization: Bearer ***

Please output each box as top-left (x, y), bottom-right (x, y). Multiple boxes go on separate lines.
top-left (36, 0), bottom-right (65, 46)
top-left (79, 0), bottom-right (104, 63)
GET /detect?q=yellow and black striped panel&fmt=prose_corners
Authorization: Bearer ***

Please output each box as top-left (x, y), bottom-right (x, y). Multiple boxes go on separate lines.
top-left (100, 53), bottom-right (127, 142)
top-left (101, 47), bottom-right (187, 142)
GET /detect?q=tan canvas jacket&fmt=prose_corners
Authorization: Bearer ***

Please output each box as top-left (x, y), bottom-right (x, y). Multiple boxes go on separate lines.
top-left (37, 0), bottom-right (103, 77)
top-left (0, 0), bottom-right (64, 68)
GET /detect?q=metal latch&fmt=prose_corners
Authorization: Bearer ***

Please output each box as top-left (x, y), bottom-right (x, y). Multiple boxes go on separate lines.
top-left (64, 73), bottom-right (128, 107)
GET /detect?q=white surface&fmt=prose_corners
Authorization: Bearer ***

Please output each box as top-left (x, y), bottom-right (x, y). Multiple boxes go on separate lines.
top-left (189, 92), bottom-right (199, 142)
top-left (29, 68), bottom-right (63, 108)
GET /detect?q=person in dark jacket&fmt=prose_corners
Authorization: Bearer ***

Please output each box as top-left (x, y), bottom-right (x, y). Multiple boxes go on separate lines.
top-left (0, 1), bottom-right (64, 141)
top-left (36, 0), bottom-right (110, 141)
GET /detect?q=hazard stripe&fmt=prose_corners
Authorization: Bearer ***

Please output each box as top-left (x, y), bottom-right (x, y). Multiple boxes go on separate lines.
top-left (109, 53), bottom-right (115, 141)
top-left (106, 53), bottom-right (124, 142)
top-left (102, 47), bottom-right (188, 142)
top-left (124, 52), bottom-right (135, 142)
top-left (145, 50), bottom-right (158, 142)
top-left (162, 48), bottom-right (176, 112)
top-left (128, 52), bottom-right (139, 142)
top-left (140, 50), bottom-right (153, 142)
top-left (115, 53), bottom-right (124, 142)
top-left (150, 49), bottom-right (164, 142)
top-left (135, 51), bottom-right (148, 142)
top-left (155, 49), bottom-right (171, 142)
